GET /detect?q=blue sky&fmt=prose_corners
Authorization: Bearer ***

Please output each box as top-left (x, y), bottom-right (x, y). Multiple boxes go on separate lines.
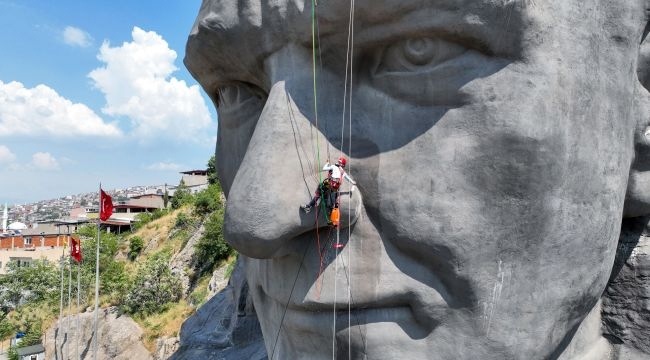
top-left (0, 0), bottom-right (218, 204)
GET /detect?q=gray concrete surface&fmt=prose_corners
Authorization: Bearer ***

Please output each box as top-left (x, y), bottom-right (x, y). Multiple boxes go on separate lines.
top-left (183, 1), bottom-right (650, 359)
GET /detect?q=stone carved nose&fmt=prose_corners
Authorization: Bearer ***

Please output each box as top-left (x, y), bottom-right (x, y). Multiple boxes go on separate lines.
top-left (223, 81), bottom-right (361, 259)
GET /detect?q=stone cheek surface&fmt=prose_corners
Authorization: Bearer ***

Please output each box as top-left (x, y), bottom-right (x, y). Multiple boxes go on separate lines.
top-left (183, 0), bottom-right (650, 359)
top-left (170, 258), bottom-right (267, 360)
top-left (602, 221), bottom-right (650, 356)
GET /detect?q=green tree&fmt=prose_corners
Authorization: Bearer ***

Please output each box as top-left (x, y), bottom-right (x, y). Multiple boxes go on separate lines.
top-left (122, 251), bottom-right (182, 316)
top-left (174, 213), bottom-right (191, 229)
top-left (7, 346), bottom-right (17, 360)
top-left (207, 155), bottom-right (218, 185)
top-left (7, 319), bottom-right (42, 360)
top-left (171, 180), bottom-right (192, 210)
top-left (193, 183), bottom-right (223, 216)
top-left (132, 209), bottom-right (169, 231)
top-left (195, 209), bottom-right (231, 275)
top-left (128, 236), bottom-right (144, 261)
top-left (0, 317), bottom-right (15, 343)
top-left (0, 260), bottom-right (59, 308)
top-left (78, 226), bottom-right (129, 299)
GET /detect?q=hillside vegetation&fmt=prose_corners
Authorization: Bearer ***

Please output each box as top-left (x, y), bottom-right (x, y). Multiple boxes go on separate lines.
top-left (0, 157), bottom-right (234, 356)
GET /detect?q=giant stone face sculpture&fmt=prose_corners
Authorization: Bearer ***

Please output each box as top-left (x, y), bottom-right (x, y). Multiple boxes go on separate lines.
top-left (185, 0), bottom-right (650, 359)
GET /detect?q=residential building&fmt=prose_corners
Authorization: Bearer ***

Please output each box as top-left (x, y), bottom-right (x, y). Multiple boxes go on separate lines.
top-left (16, 343), bottom-right (45, 360)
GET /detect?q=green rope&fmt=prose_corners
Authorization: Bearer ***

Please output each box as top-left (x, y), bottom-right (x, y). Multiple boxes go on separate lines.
top-left (312, 0), bottom-right (330, 222)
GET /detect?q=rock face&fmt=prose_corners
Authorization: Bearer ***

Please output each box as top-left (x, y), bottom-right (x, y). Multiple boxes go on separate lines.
top-left (184, 0), bottom-right (650, 359)
top-left (169, 223), bottom-right (205, 296)
top-left (169, 258), bottom-right (266, 360)
top-left (154, 337), bottom-right (180, 360)
top-left (207, 259), bottom-right (230, 299)
top-left (603, 218), bottom-right (650, 356)
top-left (45, 307), bottom-right (151, 360)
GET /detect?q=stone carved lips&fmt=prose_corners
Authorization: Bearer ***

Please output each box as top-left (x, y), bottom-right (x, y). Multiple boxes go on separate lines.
top-left (250, 228), bottom-right (454, 337)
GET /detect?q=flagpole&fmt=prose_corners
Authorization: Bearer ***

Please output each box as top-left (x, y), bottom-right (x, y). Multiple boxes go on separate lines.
top-left (67, 240), bottom-right (73, 360)
top-left (93, 183), bottom-right (101, 360)
top-left (76, 259), bottom-right (81, 360)
top-left (58, 247), bottom-right (65, 360)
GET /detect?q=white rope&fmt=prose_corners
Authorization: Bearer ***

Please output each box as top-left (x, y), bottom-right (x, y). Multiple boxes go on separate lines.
top-left (333, 0), bottom-right (356, 357)
top-left (339, 0), bottom-right (353, 158)
top-left (347, 2), bottom-right (355, 357)
top-left (332, 227), bottom-right (340, 360)
top-left (331, 0), bottom-right (357, 357)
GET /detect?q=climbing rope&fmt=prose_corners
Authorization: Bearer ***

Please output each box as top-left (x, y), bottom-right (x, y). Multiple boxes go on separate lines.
top-left (346, 1), bottom-right (355, 358)
top-left (286, 91), bottom-right (317, 192)
top-left (332, 0), bottom-right (356, 357)
top-left (269, 240), bottom-right (311, 360)
top-left (273, 0), bottom-right (363, 357)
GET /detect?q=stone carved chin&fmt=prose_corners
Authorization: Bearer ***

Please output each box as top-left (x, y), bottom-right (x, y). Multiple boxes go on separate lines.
top-left (185, 0), bottom-right (650, 359)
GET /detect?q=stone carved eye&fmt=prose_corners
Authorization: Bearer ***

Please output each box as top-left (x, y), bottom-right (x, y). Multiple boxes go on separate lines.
top-left (366, 35), bottom-right (500, 106)
top-left (215, 82), bottom-right (266, 129)
top-left (216, 83), bottom-right (264, 109)
top-left (374, 37), bottom-right (467, 76)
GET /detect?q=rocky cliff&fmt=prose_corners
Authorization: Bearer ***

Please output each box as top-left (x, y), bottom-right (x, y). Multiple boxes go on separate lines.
top-left (169, 258), bottom-right (266, 360)
top-left (46, 307), bottom-right (151, 360)
top-left (603, 217), bottom-right (650, 356)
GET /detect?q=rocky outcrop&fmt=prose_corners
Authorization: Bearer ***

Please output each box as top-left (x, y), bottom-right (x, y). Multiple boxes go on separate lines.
top-left (207, 259), bottom-right (230, 299)
top-left (602, 217), bottom-right (650, 356)
top-left (169, 223), bottom-right (205, 296)
top-left (154, 337), bottom-right (180, 360)
top-left (169, 258), bottom-right (266, 360)
top-left (45, 307), bottom-right (151, 360)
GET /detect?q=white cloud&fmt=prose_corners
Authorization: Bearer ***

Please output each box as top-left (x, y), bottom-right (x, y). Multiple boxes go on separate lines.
top-left (0, 80), bottom-right (122, 137)
top-left (0, 145), bottom-right (15, 163)
top-left (146, 162), bottom-right (182, 171)
top-left (88, 26), bottom-right (213, 143)
top-left (63, 26), bottom-right (93, 47)
top-left (31, 152), bottom-right (59, 170)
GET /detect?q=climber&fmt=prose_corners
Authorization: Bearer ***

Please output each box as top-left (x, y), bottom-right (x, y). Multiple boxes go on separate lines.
top-left (302, 157), bottom-right (356, 215)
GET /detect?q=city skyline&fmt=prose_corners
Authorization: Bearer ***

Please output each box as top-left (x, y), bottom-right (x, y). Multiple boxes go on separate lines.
top-left (0, 1), bottom-right (218, 204)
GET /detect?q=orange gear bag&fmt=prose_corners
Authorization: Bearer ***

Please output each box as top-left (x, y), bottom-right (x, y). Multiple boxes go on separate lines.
top-left (330, 207), bottom-right (340, 227)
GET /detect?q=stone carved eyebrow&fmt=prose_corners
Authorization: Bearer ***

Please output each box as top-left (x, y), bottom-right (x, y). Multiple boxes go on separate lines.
top-left (350, 8), bottom-right (523, 59)
top-left (184, 0), bottom-right (525, 93)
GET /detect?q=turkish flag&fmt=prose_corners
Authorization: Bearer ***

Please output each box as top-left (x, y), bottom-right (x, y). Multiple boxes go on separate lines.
top-left (100, 189), bottom-right (113, 221)
top-left (70, 236), bottom-right (82, 263)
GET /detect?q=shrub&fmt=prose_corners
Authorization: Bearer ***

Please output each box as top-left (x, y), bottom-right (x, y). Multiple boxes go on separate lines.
top-left (194, 209), bottom-right (231, 275)
top-left (122, 252), bottom-right (182, 316)
top-left (77, 228), bottom-right (129, 301)
top-left (133, 213), bottom-right (151, 231)
top-left (193, 183), bottom-right (223, 216)
top-left (175, 213), bottom-right (191, 229)
top-left (224, 254), bottom-right (238, 279)
top-left (0, 260), bottom-right (59, 307)
top-left (207, 155), bottom-right (219, 185)
top-left (171, 180), bottom-right (193, 210)
top-left (128, 236), bottom-right (144, 261)
top-left (7, 320), bottom-right (42, 360)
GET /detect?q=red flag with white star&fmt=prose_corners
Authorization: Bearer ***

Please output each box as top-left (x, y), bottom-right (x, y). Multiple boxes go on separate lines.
top-left (100, 189), bottom-right (113, 221)
top-left (70, 236), bottom-right (82, 263)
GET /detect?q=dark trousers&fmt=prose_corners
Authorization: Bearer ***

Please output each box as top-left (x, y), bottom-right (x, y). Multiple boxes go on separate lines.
top-left (308, 180), bottom-right (339, 209)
